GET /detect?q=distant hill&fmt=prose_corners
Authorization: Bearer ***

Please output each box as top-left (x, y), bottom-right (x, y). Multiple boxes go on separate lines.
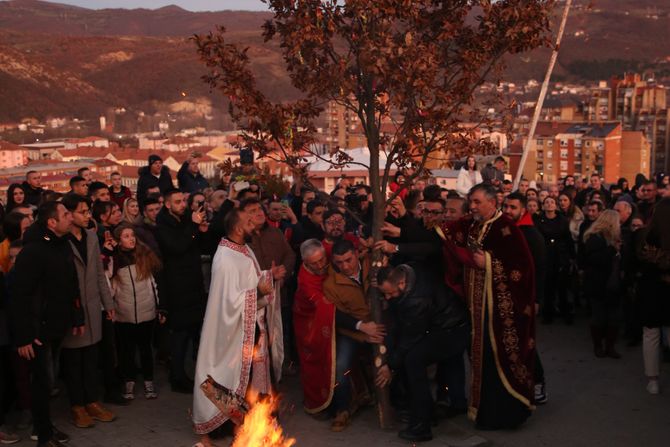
top-left (0, 0), bottom-right (668, 121)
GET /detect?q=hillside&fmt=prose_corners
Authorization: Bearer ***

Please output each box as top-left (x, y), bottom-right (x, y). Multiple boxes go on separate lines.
top-left (0, 0), bottom-right (668, 122)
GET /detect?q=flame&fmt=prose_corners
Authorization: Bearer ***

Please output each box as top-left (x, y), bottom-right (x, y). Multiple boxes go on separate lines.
top-left (232, 394), bottom-right (295, 447)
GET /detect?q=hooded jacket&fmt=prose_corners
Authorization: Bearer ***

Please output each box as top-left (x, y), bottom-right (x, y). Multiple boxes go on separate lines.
top-left (137, 165), bottom-right (174, 205)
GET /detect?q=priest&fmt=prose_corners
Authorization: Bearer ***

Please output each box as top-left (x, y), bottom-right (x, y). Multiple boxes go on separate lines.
top-left (439, 183), bottom-right (536, 430)
top-left (192, 208), bottom-right (285, 445)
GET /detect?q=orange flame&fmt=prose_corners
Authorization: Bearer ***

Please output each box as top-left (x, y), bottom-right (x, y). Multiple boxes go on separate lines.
top-left (232, 394), bottom-right (295, 447)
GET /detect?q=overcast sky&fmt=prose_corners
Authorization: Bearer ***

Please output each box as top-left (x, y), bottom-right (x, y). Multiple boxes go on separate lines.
top-left (42, 1), bottom-right (269, 11)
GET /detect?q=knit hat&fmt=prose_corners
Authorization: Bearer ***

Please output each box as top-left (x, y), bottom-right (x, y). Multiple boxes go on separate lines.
top-left (148, 154), bottom-right (162, 166)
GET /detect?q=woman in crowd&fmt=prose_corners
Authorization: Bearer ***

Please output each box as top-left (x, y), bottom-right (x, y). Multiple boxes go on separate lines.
top-left (456, 155), bottom-right (482, 198)
top-left (536, 196), bottom-right (574, 324)
top-left (582, 210), bottom-right (623, 359)
top-left (526, 198), bottom-right (540, 218)
top-left (558, 193), bottom-right (584, 246)
top-left (122, 198), bottom-right (141, 225)
top-left (0, 213), bottom-right (31, 273)
top-left (636, 198), bottom-right (670, 394)
top-left (616, 178), bottom-right (630, 195)
top-left (111, 225), bottom-right (164, 401)
top-left (5, 184), bottom-right (26, 214)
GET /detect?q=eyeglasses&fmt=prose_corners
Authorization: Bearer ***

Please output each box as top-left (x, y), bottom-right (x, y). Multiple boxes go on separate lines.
top-left (421, 209), bottom-right (443, 216)
top-left (325, 218), bottom-right (345, 225)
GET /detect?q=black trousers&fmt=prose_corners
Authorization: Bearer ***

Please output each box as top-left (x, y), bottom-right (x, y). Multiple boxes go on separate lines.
top-left (61, 344), bottom-right (100, 406)
top-left (403, 323), bottom-right (470, 426)
top-left (31, 338), bottom-right (62, 443)
top-left (116, 321), bottom-right (155, 382)
top-left (169, 323), bottom-right (200, 384)
top-left (101, 314), bottom-right (121, 394)
top-left (0, 345), bottom-right (12, 426)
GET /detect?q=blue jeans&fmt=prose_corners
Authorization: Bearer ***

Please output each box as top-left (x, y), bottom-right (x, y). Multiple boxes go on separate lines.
top-left (331, 333), bottom-right (359, 414)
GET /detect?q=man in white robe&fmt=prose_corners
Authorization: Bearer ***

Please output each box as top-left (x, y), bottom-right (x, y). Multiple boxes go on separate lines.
top-left (192, 208), bottom-right (285, 443)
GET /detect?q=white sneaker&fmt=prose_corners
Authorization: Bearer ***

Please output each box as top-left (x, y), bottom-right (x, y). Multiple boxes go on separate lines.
top-left (534, 382), bottom-right (548, 404)
top-left (144, 381), bottom-right (158, 399)
top-left (646, 380), bottom-right (660, 395)
top-left (123, 381), bottom-right (135, 400)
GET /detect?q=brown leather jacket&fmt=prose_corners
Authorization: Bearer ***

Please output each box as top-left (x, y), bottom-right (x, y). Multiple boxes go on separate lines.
top-left (323, 259), bottom-right (371, 342)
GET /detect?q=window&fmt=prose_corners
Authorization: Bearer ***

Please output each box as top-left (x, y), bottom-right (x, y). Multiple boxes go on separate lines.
top-left (574, 139), bottom-right (582, 148)
top-left (560, 139), bottom-right (568, 147)
top-left (546, 140), bottom-right (554, 147)
top-left (585, 140), bottom-right (591, 147)
top-left (560, 149), bottom-right (568, 159)
top-left (546, 150), bottom-right (553, 159)
top-left (547, 163), bottom-right (553, 171)
top-left (536, 138), bottom-right (544, 146)
top-left (560, 161), bottom-right (568, 171)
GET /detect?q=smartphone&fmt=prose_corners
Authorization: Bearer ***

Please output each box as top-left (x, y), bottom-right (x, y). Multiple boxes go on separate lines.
top-left (281, 199), bottom-right (290, 207)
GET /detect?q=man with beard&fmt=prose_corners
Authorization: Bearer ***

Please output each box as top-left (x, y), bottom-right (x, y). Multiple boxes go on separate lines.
top-left (156, 189), bottom-right (209, 393)
top-left (243, 199), bottom-right (294, 378)
top-left (192, 208), bottom-right (284, 447)
top-left (10, 201), bottom-right (84, 447)
top-left (441, 184), bottom-right (536, 430)
top-left (321, 209), bottom-right (359, 259)
top-left (503, 192), bottom-right (549, 404)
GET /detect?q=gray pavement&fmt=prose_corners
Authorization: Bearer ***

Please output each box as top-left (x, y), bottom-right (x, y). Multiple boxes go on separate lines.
top-left (8, 316), bottom-right (670, 447)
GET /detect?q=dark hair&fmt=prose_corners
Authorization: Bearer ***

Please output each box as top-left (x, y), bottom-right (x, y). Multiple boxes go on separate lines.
top-left (188, 191), bottom-right (206, 209)
top-left (224, 208), bottom-right (243, 236)
top-left (142, 196), bottom-right (160, 208)
top-left (2, 211), bottom-right (29, 242)
top-left (92, 200), bottom-right (114, 223)
top-left (301, 187), bottom-right (316, 198)
top-left (26, 170), bottom-right (37, 179)
top-left (355, 184), bottom-right (371, 194)
top-left (423, 184), bottom-right (442, 201)
top-left (61, 194), bottom-right (91, 212)
top-left (88, 181), bottom-right (109, 197)
top-left (505, 191), bottom-right (527, 207)
top-left (323, 209), bottom-right (345, 223)
top-left (238, 198), bottom-right (261, 212)
top-left (525, 187), bottom-right (538, 196)
top-left (41, 190), bottom-right (62, 203)
top-left (423, 197), bottom-right (446, 208)
top-left (9, 239), bottom-right (23, 250)
top-left (332, 239), bottom-right (356, 257)
top-left (69, 176), bottom-right (86, 188)
top-left (306, 200), bottom-right (325, 214)
top-left (77, 167), bottom-right (90, 176)
top-left (376, 265), bottom-right (407, 285)
top-left (494, 156), bottom-right (506, 163)
top-left (163, 188), bottom-right (182, 202)
top-left (587, 199), bottom-right (605, 212)
top-left (646, 198), bottom-right (670, 250)
top-left (110, 171), bottom-right (121, 177)
top-left (237, 188), bottom-right (257, 200)
top-left (37, 201), bottom-right (61, 224)
top-left (6, 183), bottom-right (25, 212)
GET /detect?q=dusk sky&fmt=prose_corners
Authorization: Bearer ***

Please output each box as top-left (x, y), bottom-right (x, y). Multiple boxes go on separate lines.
top-left (44, 1), bottom-right (269, 11)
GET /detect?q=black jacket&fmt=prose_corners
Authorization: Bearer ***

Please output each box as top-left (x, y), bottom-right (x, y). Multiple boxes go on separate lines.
top-left (536, 213), bottom-right (573, 270)
top-left (155, 207), bottom-right (206, 330)
top-left (582, 233), bottom-right (620, 300)
top-left (137, 165), bottom-right (174, 205)
top-left (519, 224), bottom-right (547, 305)
top-left (386, 264), bottom-right (468, 370)
top-left (21, 182), bottom-right (44, 207)
top-left (9, 225), bottom-right (84, 346)
top-left (177, 162), bottom-right (210, 194)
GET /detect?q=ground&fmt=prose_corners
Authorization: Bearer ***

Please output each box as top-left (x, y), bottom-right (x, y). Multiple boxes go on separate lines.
top-left (8, 317), bottom-right (669, 447)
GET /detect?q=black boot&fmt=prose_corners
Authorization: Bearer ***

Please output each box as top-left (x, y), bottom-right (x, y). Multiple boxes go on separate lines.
top-left (590, 326), bottom-right (606, 358)
top-left (605, 327), bottom-right (621, 359)
top-left (398, 422), bottom-right (433, 442)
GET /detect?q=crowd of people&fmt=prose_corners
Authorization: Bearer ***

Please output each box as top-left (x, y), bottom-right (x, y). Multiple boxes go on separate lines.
top-left (0, 152), bottom-right (669, 446)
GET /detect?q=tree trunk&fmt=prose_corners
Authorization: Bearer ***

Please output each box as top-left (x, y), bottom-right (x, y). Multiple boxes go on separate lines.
top-left (367, 134), bottom-right (395, 429)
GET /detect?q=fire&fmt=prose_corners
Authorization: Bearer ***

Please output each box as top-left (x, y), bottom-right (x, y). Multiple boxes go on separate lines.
top-left (232, 395), bottom-right (295, 447)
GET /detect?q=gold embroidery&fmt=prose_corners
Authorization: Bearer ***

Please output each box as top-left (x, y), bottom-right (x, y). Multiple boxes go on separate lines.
top-left (510, 270), bottom-right (522, 282)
